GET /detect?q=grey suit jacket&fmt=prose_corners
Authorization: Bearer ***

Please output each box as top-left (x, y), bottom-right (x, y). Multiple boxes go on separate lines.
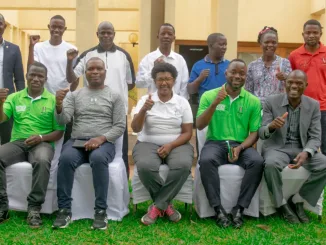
top-left (2, 41), bottom-right (25, 94)
top-left (259, 93), bottom-right (321, 157)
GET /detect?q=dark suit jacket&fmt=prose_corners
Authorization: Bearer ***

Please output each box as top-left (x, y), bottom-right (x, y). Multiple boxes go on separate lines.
top-left (2, 40), bottom-right (25, 94)
top-left (259, 93), bottom-right (321, 157)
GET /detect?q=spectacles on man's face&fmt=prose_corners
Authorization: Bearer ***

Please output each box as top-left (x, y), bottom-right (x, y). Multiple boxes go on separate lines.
top-left (155, 77), bottom-right (174, 83)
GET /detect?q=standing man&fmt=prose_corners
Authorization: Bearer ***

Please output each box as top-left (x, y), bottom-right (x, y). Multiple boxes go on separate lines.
top-left (288, 19), bottom-right (326, 156)
top-left (0, 13), bottom-right (25, 145)
top-left (259, 70), bottom-right (326, 224)
top-left (0, 62), bottom-right (64, 228)
top-left (188, 33), bottom-right (229, 100)
top-left (136, 23), bottom-right (189, 99)
top-left (28, 15), bottom-right (78, 94)
top-left (197, 59), bottom-right (264, 229)
top-left (65, 21), bottom-right (135, 178)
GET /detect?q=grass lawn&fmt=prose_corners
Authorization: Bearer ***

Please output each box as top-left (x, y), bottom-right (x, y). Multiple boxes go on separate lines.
top-left (0, 189), bottom-right (325, 245)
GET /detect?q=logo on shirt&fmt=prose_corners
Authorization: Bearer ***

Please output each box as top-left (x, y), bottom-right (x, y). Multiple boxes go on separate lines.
top-left (16, 105), bottom-right (26, 112)
top-left (216, 104), bottom-right (225, 111)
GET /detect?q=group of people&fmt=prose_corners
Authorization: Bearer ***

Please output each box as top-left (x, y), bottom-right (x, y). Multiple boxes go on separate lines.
top-left (0, 12), bottom-right (325, 231)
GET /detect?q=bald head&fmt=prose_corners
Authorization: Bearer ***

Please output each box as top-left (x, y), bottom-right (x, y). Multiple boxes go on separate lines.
top-left (287, 69), bottom-right (308, 82)
top-left (97, 21), bottom-right (114, 32)
top-left (207, 33), bottom-right (225, 47)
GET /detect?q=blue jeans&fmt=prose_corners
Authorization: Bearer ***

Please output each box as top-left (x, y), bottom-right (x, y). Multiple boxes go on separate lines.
top-left (321, 111), bottom-right (326, 155)
top-left (57, 139), bottom-right (115, 210)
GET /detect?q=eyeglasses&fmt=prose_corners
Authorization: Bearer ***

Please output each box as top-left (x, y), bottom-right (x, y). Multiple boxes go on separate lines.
top-left (155, 77), bottom-right (174, 83)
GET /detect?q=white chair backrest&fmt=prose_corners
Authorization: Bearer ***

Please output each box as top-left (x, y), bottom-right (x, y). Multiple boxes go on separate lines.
top-left (114, 135), bottom-right (123, 158)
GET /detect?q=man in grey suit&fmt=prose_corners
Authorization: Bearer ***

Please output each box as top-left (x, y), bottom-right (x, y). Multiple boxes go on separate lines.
top-left (0, 14), bottom-right (25, 145)
top-left (259, 70), bottom-right (326, 224)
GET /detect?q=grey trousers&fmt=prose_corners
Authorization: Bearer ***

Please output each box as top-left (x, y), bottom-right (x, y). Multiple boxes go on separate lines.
top-left (264, 146), bottom-right (326, 208)
top-left (133, 142), bottom-right (194, 210)
top-left (0, 140), bottom-right (54, 211)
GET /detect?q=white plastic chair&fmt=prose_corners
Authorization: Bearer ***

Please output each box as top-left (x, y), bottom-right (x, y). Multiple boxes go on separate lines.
top-left (71, 136), bottom-right (130, 221)
top-left (193, 128), bottom-right (260, 218)
top-left (6, 137), bottom-right (64, 213)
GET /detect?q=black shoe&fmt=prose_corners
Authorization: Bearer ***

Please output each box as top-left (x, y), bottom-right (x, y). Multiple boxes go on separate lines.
top-left (288, 196), bottom-right (310, 224)
top-left (231, 207), bottom-right (244, 229)
top-left (279, 204), bottom-right (300, 224)
top-left (215, 208), bottom-right (231, 228)
top-left (27, 210), bottom-right (42, 228)
top-left (0, 210), bottom-right (9, 224)
top-left (52, 208), bottom-right (72, 229)
top-left (91, 209), bottom-right (108, 230)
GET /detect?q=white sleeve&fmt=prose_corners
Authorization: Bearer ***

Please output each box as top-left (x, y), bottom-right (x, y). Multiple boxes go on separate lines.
top-left (136, 55), bottom-right (153, 88)
top-left (134, 96), bottom-right (147, 114)
top-left (181, 99), bottom-right (193, 124)
top-left (34, 44), bottom-right (40, 62)
top-left (73, 56), bottom-right (86, 78)
top-left (179, 58), bottom-right (189, 100)
top-left (125, 58), bottom-right (133, 85)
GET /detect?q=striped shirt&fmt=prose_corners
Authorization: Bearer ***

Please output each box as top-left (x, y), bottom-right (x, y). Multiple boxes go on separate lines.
top-left (285, 104), bottom-right (302, 147)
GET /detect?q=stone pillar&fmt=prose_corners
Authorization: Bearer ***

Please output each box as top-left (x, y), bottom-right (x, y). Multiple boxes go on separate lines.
top-left (75, 0), bottom-right (99, 87)
top-left (214, 0), bottom-right (239, 60)
top-left (138, 0), bottom-right (164, 98)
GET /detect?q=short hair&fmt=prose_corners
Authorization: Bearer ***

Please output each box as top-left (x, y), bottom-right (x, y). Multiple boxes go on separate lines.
top-left (50, 15), bottom-right (66, 24)
top-left (207, 33), bottom-right (225, 46)
top-left (287, 69), bottom-right (308, 82)
top-left (257, 26), bottom-right (278, 43)
top-left (303, 19), bottom-right (323, 31)
top-left (151, 63), bottom-right (178, 80)
top-left (0, 13), bottom-right (5, 22)
top-left (28, 61), bottom-right (48, 77)
top-left (228, 59), bottom-right (246, 68)
top-left (158, 23), bottom-right (175, 34)
top-left (86, 57), bottom-right (105, 69)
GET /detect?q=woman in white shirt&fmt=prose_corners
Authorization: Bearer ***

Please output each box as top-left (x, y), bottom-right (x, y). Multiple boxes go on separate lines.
top-left (132, 63), bottom-right (194, 226)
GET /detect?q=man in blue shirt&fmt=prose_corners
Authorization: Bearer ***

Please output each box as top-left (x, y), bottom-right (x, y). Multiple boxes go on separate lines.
top-left (187, 33), bottom-right (229, 99)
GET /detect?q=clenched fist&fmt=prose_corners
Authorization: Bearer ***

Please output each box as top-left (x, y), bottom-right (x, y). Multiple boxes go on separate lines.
top-left (0, 88), bottom-right (9, 103)
top-left (67, 49), bottom-right (78, 61)
top-left (29, 35), bottom-right (40, 46)
top-left (56, 88), bottom-right (70, 106)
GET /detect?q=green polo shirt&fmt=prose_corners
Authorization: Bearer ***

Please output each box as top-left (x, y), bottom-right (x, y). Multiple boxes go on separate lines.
top-left (197, 86), bottom-right (262, 142)
top-left (3, 88), bottom-right (65, 143)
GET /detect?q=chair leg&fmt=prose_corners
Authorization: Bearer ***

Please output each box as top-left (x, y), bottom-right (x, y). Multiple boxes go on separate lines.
top-left (184, 203), bottom-right (188, 212)
top-left (318, 215), bottom-right (322, 222)
top-left (133, 204), bottom-right (137, 215)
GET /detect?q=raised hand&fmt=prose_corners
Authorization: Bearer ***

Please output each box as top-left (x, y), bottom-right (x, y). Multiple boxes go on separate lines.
top-left (269, 112), bottom-right (288, 130)
top-left (0, 88), bottom-right (9, 103)
top-left (198, 69), bottom-right (210, 81)
top-left (67, 49), bottom-right (79, 61)
top-left (141, 94), bottom-right (154, 112)
top-left (56, 88), bottom-right (70, 106)
top-left (154, 56), bottom-right (165, 66)
top-left (215, 86), bottom-right (228, 104)
top-left (29, 35), bottom-right (40, 46)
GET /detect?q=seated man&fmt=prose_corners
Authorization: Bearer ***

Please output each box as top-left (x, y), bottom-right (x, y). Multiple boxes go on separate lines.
top-left (259, 70), bottom-right (326, 224)
top-left (197, 59), bottom-right (264, 229)
top-left (0, 62), bottom-right (64, 228)
top-left (52, 57), bottom-right (125, 230)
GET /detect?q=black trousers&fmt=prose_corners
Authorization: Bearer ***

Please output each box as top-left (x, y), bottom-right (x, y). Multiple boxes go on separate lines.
top-left (199, 140), bottom-right (264, 209)
top-left (0, 119), bottom-right (12, 145)
top-left (123, 116), bottom-right (129, 179)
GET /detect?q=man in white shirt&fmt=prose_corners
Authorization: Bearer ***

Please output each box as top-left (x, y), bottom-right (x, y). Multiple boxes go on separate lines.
top-left (136, 23), bottom-right (189, 99)
top-left (65, 21), bottom-right (135, 178)
top-left (28, 15), bottom-right (78, 94)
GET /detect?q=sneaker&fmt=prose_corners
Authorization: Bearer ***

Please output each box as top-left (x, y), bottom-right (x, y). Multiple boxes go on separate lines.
top-left (52, 208), bottom-right (72, 229)
top-left (165, 204), bottom-right (182, 223)
top-left (0, 210), bottom-right (9, 224)
top-left (141, 204), bottom-right (163, 225)
top-left (91, 209), bottom-right (108, 230)
top-left (27, 210), bottom-right (42, 228)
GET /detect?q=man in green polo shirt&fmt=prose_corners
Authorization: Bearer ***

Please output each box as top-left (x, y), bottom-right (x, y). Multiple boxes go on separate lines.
top-left (0, 61), bottom-right (64, 228)
top-left (197, 59), bottom-right (264, 229)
